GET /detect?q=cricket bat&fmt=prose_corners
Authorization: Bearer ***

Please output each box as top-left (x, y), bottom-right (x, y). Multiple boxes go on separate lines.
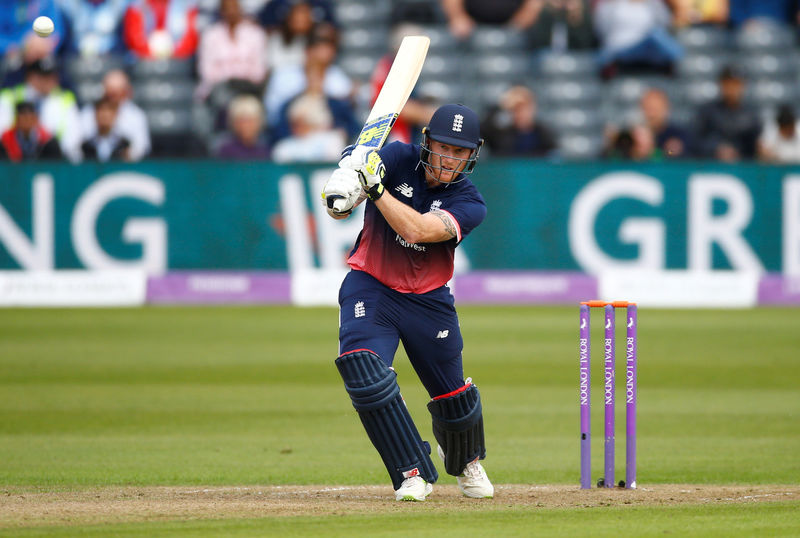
top-left (328, 35), bottom-right (429, 212)
top-left (355, 35), bottom-right (430, 150)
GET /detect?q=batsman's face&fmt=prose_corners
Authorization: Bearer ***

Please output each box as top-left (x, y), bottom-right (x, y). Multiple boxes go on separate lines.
top-left (427, 140), bottom-right (471, 183)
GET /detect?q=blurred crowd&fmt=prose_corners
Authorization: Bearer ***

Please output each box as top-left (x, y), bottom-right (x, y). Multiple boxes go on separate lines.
top-left (1, 0), bottom-right (799, 164)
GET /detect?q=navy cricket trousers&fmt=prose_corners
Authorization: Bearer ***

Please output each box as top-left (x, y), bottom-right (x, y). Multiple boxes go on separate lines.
top-left (338, 270), bottom-right (465, 398)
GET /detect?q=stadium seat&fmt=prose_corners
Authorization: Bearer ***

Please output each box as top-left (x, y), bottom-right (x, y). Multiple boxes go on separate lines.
top-left (746, 79), bottom-right (797, 108)
top-left (544, 106), bottom-right (605, 135)
top-left (538, 79), bottom-right (602, 107)
top-left (131, 59), bottom-right (193, 79)
top-left (75, 80), bottom-right (104, 104)
top-left (134, 80), bottom-right (195, 107)
top-left (146, 106), bottom-right (199, 156)
top-left (66, 55), bottom-right (125, 82)
top-left (609, 76), bottom-right (680, 107)
top-left (471, 81), bottom-right (513, 110)
top-left (337, 52), bottom-right (383, 80)
top-left (600, 102), bottom-right (637, 128)
top-left (559, 133), bottom-right (604, 160)
top-left (146, 106), bottom-right (192, 136)
top-left (740, 53), bottom-right (796, 80)
top-left (680, 79), bottom-right (719, 106)
top-left (536, 51), bottom-right (596, 79)
top-left (416, 79), bottom-right (466, 104)
top-left (474, 53), bottom-right (531, 80)
top-left (335, 0), bottom-right (391, 27)
top-left (469, 26), bottom-right (527, 52)
top-left (734, 24), bottom-right (795, 51)
top-left (420, 53), bottom-right (462, 78)
top-left (417, 25), bottom-right (459, 52)
top-left (670, 104), bottom-right (695, 128)
top-left (339, 27), bottom-right (389, 55)
top-left (677, 52), bottom-right (731, 79)
top-left (676, 26), bottom-right (728, 52)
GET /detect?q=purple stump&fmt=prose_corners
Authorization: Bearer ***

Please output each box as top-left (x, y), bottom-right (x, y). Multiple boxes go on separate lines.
top-left (626, 304), bottom-right (638, 489)
top-left (579, 304), bottom-right (591, 489)
top-left (604, 304), bottom-right (615, 488)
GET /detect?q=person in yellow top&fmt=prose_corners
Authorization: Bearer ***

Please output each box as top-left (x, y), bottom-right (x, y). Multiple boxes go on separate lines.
top-left (0, 57), bottom-right (82, 162)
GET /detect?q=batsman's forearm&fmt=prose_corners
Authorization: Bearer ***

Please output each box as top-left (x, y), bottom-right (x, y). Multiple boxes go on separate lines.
top-left (374, 193), bottom-right (451, 244)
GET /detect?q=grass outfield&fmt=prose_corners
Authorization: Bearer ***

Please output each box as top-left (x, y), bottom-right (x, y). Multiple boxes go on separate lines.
top-left (1, 306), bottom-right (799, 536)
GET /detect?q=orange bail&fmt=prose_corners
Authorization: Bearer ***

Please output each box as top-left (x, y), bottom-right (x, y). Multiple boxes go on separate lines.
top-left (580, 300), bottom-right (637, 308)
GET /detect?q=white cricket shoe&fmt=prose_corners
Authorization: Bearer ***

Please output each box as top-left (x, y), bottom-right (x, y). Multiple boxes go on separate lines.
top-left (438, 445), bottom-right (494, 499)
top-left (394, 476), bottom-right (433, 501)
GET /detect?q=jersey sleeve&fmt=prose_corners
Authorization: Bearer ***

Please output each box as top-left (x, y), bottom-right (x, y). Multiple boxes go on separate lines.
top-left (439, 189), bottom-right (487, 243)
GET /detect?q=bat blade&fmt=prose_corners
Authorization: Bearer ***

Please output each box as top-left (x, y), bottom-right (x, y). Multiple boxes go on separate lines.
top-left (355, 35), bottom-right (430, 149)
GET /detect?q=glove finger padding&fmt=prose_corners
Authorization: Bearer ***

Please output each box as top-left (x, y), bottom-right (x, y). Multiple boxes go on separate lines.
top-left (358, 149), bottom-right (386, 189)
top-left (322, 168), bottom-right (361, 213)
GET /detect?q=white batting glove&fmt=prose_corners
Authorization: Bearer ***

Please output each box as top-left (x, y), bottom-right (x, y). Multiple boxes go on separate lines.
top-left (357, 149), bottom-right (386, 201)
top-left (338, 144), bottom-right (372, 170)
top-left (322, 167), bottom-right (362, 215)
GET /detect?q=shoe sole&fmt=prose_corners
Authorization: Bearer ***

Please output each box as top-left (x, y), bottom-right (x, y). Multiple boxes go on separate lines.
top-left (395, 483), bottom-right (433, 501)
top-left (461, 491), bottom-right (494, 499)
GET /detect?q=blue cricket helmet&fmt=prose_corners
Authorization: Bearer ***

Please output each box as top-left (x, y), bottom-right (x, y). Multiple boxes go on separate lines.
top-left (425, 103), bottom-right (482, 149)
top-left (420, 103), bottom-right (484, 181)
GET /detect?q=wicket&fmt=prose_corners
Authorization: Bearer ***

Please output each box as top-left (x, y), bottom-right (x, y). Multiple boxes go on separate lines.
top-left (579, 300), bottom-right (637, 489)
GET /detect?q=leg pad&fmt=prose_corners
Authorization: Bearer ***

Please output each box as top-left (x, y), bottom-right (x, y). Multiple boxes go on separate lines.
top-left (336, 349), bottom-right (438, 489)
top-left (427, 382), bottom-right (486, 476)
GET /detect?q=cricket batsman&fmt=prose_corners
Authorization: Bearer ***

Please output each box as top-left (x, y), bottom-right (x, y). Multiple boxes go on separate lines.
top-left (321, 104), bottom-right (493, 501)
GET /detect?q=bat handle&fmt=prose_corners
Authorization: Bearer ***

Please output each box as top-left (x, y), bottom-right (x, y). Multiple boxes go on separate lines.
top-left (326, 194), bottom-right (350, 213)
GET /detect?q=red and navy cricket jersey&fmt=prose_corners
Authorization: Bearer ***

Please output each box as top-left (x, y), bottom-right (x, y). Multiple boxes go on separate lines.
top-left (347, 141), bottom-right (487, 294)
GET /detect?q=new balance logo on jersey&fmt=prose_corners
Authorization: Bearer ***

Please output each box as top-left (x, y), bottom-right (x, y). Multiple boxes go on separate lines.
top-left (436, 330), bottom-right (449, 339)
top-left (354, 301), bottom-right (365, 318)
top-left (430, 200), bottom-right (442, 211)
top-left (395, 183), bottom-right (413, 198)
top-left (452, 114), bottom-right (463, 132)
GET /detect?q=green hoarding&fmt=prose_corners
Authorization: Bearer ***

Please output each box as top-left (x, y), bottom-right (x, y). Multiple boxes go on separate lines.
top-left (1, 160), bottom-right (797, 273)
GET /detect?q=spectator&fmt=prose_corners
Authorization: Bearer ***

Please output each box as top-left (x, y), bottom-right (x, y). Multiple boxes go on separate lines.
top-left (271, 91), bottom-right (346, 163)
top-left (757, 104), bottom-right (800, 163)
top-left (480, 85), bottom-right (557, 157)
top-left (603, 124), bottom-right (655, 160)
top-left (196, 0), bottom-right (268, 100)
top-left (368, 24), bottom-right (436, 145)
top-left (670, 0), bottom-right (729, 27)
top-left (81, 96), bottom-right (131, 161)
top-left (123, 0), bottom-right (199, 59)
top-left (80, 69), bottom-right (151, 161)
top-left (528, 0), bottom-right (596, 51)
top-left (0, 101), bottom-right (62, 161)
top-left (693, 66), bottom-right (761, 161)
top-left (0, 57), bottom-right (82, 162)
top-left (58, 0), bottom-right (129, 57)
top-left (729, 0), bottom-right (798, 28)
top-left (214, 94), bottom-right (270, 159)
top-left (0, 0), bottom-right (64, 61)
top-left (639, 88), bottom-right (690, 158)
top-left (1, 0), bottom-right (65, 87)
top-left (259, 0), bottom-right (336, 30)
top-left (263, 23), bottom-right (352, 127)
top-left (594, 0), bottom-right (683, 79)
top-left (441, 0), bottom-right (544, 39)
top-left (265, 0), bottom-right (316, 68)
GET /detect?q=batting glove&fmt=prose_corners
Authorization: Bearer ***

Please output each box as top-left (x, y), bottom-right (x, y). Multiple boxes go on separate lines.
top-left (322, 167), bottom-right (362, 215)
top-left (340, 146), bottom-right (386, 201)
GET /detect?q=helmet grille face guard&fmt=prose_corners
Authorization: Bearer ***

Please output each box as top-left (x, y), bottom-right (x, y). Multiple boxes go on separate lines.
top-left (420, 127), bottom-right (483, 184)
